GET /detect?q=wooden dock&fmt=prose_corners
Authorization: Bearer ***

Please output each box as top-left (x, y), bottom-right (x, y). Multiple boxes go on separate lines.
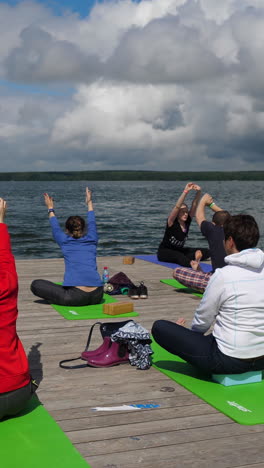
top-left (16, 256), bottom-right (264, 468)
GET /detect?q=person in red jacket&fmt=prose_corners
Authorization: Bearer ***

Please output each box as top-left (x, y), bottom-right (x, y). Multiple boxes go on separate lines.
top-left (0, 197), bottom-right (35, 419)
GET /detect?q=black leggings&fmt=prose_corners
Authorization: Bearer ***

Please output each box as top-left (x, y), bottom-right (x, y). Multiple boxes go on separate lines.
top-left (152, 319), bottom-right (264, 375)
top-left (157, 246), bottom-right (210, 267)
top-left (31, 279), bottom-right (104, 306)
top-left (0, 381), bottom-right (36, 420)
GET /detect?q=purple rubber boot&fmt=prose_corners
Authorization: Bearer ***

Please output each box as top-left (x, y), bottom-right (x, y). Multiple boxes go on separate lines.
top-left (81, 337), bottom-right (111, 361)
top-left (87, 341), bottom-right (129, 368)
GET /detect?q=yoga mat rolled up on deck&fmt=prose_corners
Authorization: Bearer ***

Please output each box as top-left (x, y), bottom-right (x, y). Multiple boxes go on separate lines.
top-left (160, 278), bottom-right (203, 298)
top-left (151, 339), bottom-right (264, 425)
top-left (135, 254), bottom-right (212, 273)
top-left (51, 294), bottom-right (138, 320)
top-left (0, 396), bottom-right (90, 468)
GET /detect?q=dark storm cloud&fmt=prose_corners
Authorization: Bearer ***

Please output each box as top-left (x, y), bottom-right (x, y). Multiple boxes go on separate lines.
top-left (4, 25), bottom-right (102, 83)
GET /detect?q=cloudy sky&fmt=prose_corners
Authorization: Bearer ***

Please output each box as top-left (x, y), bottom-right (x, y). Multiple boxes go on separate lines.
top-left (1, 0), bottom-right (264, 172)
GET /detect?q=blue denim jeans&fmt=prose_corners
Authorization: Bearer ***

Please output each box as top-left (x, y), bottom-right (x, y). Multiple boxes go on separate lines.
top-left (152, 320), bottom-right (264, 375)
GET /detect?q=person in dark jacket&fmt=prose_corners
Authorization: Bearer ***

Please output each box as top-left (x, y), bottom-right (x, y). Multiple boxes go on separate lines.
top-left (173, 193), bottom-right (230, 291)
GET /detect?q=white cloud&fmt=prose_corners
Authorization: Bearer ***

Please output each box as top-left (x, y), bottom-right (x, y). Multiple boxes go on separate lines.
top-left (51, 81), bottom-right (188, 149)
top-left (1, 0), bottom-right (264, 171)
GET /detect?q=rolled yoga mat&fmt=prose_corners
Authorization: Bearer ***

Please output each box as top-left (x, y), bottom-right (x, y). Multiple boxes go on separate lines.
top-left (0, 395), bottom-right (91, 468)
top-left (151, 339), bottom-right (264, 425)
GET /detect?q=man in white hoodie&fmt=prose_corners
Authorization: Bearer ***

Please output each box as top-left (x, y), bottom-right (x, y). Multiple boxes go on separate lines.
top-left (152, 214), bottom-right (264, 374)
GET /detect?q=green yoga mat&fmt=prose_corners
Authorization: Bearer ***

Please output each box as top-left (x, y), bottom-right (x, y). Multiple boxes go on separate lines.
top-left (160, 278), bottom-right (203, 298)
top-left (151, 339), bottom-right (264, 425)
top-left (0, 396), bottom-right (90, 468)
top-left (51, 294), bottom-right (138, 320)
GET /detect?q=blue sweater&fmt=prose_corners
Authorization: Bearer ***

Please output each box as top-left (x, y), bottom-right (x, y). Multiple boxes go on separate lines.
top-left (49, 211), bottom-right (102, 287)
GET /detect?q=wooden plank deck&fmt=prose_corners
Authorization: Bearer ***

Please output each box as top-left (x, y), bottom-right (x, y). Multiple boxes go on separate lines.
top-left (16, 256), bottom-right (264, 468)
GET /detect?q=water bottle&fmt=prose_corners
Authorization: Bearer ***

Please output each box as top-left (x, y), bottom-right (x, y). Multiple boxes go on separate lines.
top-left (102, 266), bottom-right (110, 284)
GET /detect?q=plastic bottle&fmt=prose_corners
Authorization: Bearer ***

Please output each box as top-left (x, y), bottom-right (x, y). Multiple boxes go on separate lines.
top-left (102, 266), bottom-right (110, 284)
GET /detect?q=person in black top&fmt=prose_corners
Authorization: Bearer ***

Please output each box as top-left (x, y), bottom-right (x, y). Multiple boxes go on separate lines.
top-left (157, 182), bottom-right (210, 267)
top-left (173, 193), bottom-right (230, 291)
top-left (198, 195), bottom-right (230, 270)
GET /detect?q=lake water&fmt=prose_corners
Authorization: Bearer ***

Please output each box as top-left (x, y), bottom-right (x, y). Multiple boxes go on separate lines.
top-left (1, 180), bottom-right (263, 259)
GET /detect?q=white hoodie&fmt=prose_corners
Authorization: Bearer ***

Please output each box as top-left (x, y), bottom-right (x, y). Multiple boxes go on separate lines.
top-left (191, 248), bottom-right (264, 358)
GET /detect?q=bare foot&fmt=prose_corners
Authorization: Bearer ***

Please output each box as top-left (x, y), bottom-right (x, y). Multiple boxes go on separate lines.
top-left (195, 249), bottom-right (203, 262)
top-left (176, 317), bottom-right (186, 327)
top-left (190, 260), bottom-right (202, 271)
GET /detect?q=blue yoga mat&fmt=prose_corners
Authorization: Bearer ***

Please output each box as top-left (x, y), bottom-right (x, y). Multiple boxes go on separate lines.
top-left (134, 254), bottom-right (212, 273)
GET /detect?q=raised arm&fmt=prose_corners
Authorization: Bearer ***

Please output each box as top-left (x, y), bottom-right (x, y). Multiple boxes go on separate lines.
top-left (196, 193), bottom-right (223, 228)
top-left (85, 187), bottom-right (98, 243)
top-left (86, 187), bottom-right (94, 212)
top-left (207, 196), bottom-right (223, 213)
top-left (44, 193), bottom-right (66, 246)
top-left (44, 193), bottom-right (55, 218)
top-left (0, 198), bottom-right (16, 281)
top-left (0, 197), bottom-right (7, 224)
top-left (167, 182), bottom-right (194, 227)
top-left (189, 184), bottom-right (202, 218)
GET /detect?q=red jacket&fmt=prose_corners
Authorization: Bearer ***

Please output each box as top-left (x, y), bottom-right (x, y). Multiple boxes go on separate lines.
top-left (0, 224), bottom-right (30, 393)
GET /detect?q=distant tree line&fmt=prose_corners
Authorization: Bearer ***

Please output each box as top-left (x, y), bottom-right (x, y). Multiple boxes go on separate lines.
top-left (0, 171), bottom-right (263, 181)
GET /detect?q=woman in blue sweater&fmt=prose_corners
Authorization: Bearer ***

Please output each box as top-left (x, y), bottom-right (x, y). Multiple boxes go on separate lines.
top-left (30, 188), bottom-right (103, 306)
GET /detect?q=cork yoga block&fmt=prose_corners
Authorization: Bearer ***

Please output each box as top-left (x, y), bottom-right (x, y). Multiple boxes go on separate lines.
top-left (123, 256), bottom-right (135, 265)
top-left (103, 302), bottom-right (134, 315)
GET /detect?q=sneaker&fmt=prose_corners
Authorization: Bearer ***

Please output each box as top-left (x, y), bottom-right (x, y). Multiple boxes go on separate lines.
top-left (138, 281), bottom-right (148, 299)
top-left (103, 283), bottom-right (114, 293)
top-left (128, 286), bottom-right (139, 299)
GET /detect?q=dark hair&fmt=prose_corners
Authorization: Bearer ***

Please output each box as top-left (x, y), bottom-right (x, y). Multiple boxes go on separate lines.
top-left (212, 210), bottom-right (231, 226)
top-left (65, 216), bottom-right (85, 239)
top-left (177, 203), bottom-right (188, 216)
top-left (223, 214), bottom-right (259, 251)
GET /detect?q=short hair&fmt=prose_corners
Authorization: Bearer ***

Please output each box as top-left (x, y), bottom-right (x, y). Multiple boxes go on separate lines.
top-left (65, 216), bottom-right (85, 239)
top-left (212, 210), bottom-right (231, 226)
top-left (223, 214), bottom-right (259, 251)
